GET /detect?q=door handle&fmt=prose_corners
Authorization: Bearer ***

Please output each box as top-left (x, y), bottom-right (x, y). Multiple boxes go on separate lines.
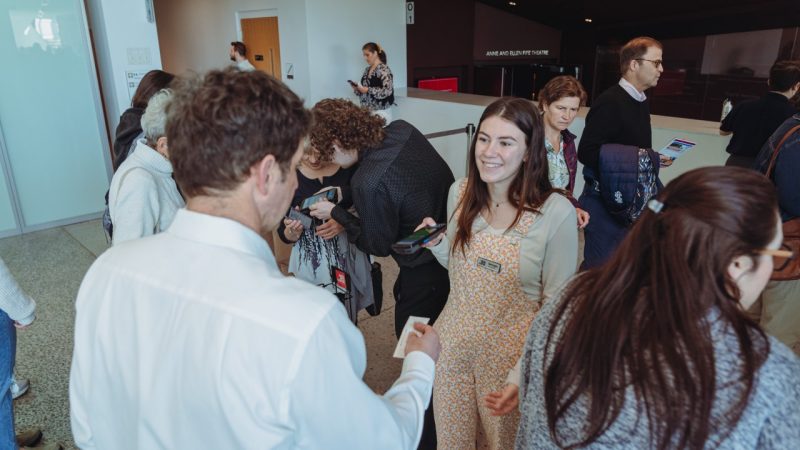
top-left (269, 49), bottom-right (275, 75)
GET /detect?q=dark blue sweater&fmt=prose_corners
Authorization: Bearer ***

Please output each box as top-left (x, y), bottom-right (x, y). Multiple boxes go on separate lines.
top-left (578, 84), bottom-right (652, 172)
top-left (754, 114), bottom-right (800, 221)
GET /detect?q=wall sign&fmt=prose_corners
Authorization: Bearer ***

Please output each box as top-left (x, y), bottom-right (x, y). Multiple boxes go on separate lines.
top-left (406, 2), bottom-right (414, 25)
top-left (125, 70), bottom-right (149, 101)
top-left (473, 3), bottom-right (561, 61)
top-left (485, 49), bottom-right (550, 57)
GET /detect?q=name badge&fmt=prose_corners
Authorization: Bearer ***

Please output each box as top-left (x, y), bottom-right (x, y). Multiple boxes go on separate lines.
top-left (477, 257), bottom-right (501, 273)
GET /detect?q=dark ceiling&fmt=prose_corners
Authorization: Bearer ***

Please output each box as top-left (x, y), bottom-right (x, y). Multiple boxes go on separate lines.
top-left (477, 0), bottom-right (800, 39)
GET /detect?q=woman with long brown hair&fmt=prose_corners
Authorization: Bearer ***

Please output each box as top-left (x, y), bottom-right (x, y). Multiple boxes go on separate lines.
top-left (516, 167), bottom-right (800, 449)
top-left (113, 69), bottom-right (175, 170)
top-left (419, 97), bottom-right (578, 449)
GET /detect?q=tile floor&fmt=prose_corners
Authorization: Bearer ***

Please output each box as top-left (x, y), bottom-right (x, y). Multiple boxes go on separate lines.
top-left (1, 219), bottom-right (404, 449)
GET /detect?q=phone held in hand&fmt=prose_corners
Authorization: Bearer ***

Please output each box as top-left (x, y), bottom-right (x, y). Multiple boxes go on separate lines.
top-left (347, 80), bottom-right (357, 87)
top-left (286, 208), bottom-right (312, 229)
top-left (300, 189), bottom-right (338, 213)
top-left (391, 224), bottom-right (446, 255)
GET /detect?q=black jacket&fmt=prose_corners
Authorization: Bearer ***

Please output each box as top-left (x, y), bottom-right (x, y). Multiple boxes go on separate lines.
top-left (721, 92), bottom-right (796, 157)
top-left (112, 108), bottom-right (144, 170)
top-left (331, 120), bottom-right (454, 268)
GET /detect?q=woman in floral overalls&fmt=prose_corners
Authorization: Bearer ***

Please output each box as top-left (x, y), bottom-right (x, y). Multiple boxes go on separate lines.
top-left (419, 97), bottom-right (578, 449)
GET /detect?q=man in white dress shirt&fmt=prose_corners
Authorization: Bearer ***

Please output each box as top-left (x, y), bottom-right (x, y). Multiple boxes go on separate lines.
top-left (69, 68), bottom-right (440, 450)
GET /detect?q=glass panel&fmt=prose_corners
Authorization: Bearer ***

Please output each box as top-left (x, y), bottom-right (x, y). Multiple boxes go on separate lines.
top-left (0, 0), bottom-right (109, 228)
top-left (0, 148), bottom-right (18, 234)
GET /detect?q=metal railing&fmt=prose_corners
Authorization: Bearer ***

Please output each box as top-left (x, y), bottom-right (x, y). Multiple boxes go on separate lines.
top-left (424, 123), bottom-right (476, 174)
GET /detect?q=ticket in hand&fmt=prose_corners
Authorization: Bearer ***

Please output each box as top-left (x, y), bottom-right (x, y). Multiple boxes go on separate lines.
top-left (393, 316), bottom-right (430, 359)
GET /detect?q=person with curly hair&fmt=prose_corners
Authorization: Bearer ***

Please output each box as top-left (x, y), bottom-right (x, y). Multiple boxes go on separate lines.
top-left (308, 98), bottom-right (454, 449)
top-left (278, 146), bottom-right (373, 324)
top-left (71, 69), bottom-right (442, 450)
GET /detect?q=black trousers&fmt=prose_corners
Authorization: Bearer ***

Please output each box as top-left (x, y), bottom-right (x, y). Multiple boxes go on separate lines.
top-left (725, 154), bottom-right (757, 169)
top-left (579, 188), bottom-right (629, 270)
top-left (393, 260), bottom-right (450, 450)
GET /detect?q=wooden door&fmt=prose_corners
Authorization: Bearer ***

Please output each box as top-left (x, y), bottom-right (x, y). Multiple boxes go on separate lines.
top-left (240, 17), bottom-right (282, 79)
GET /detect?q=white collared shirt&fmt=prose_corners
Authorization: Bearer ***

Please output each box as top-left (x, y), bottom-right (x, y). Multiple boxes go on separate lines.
top-left (70, 209), bottom-right (435, 450)
top-left (619, 77), bottom-right (647, 102)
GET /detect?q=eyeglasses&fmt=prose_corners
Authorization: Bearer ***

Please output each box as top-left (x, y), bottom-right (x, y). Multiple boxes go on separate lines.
top-left (635, 58), bottom-right (663, 69)
top-left (760, 244), bottom-right (795, 272)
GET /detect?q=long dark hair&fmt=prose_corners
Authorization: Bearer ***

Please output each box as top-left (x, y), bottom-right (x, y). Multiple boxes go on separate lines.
top-left (452, 97), bottom-right (554, 254)
top-left (544, 167), bottom-right (776, 449)
top-left (363, 42), bottom-right (387, 64)
top-left (131, 70), bottom-right (175, 109)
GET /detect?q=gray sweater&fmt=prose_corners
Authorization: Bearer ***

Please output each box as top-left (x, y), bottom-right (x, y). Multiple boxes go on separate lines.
top-left (0, 257), bottom-right (35, 325)
top-left (516, 292), bottom-right (800, 449)
top-left (109, 139), bottom-right (185, 245)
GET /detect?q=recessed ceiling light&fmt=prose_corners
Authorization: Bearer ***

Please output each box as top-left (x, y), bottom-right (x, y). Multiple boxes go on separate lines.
top-left (584, 18), bottom-right (593, 23)
top-left (509, 1), bottom-right (517, 5)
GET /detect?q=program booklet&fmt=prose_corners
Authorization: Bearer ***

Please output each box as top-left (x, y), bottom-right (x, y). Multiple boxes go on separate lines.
top-left (658, 137), bottom-right (696, 159)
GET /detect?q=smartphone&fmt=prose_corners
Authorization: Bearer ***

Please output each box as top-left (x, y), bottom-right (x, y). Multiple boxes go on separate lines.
top-left (300, 189), bottom-right (338, 212)
top-left (391, 224), bottom-right (446, 255)
top-left (347, 80), bottom-right (357, 87)
top-left (286, 208), bottom-right (312, 229)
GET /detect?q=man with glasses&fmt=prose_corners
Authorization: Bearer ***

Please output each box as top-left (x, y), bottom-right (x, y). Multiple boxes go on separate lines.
top-left (577, 36), bottom-right (672, 268)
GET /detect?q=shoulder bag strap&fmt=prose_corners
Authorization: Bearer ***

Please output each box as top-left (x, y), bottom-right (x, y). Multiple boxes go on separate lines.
top-left (766, 124), bottom-right (800, 178)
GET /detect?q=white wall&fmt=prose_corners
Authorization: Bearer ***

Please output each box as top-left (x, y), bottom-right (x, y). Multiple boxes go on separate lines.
top-left (303, 0), bottom-right (407, 105)
top-left (152, 0), bottom-right (406, 106)
top-left (86, 0), bottom-right (162, 134)
top-left (153, 0), bottom-right (312, 102)
top-left (393, 97), bottom-right (485, 180)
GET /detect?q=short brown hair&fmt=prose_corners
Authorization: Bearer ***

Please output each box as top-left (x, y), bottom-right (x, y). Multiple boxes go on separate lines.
top-left (131, 70), bottom-right (174, 109)
top-left (230, 41), bottom-right (246, 57)
top-left (768, 60), bottom-right (800, 91)
top-left (619, 36), bottom-right (662, 74)
top-left (537, 76), bottom-right (587, 111)
top-left (166, 68), bottom-right (311, 197)
top-left (309, 99), bottom-right (385, 162)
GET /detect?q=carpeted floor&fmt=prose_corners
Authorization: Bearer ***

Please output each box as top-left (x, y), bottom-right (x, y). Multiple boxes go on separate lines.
top-left (2, 218), bottom-right (585, 448)
top-left (0, 219), bottom-right (404, 449)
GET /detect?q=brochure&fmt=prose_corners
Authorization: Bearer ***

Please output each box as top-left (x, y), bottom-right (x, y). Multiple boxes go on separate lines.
top-left (659, 137), bottom-right (696, 159)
